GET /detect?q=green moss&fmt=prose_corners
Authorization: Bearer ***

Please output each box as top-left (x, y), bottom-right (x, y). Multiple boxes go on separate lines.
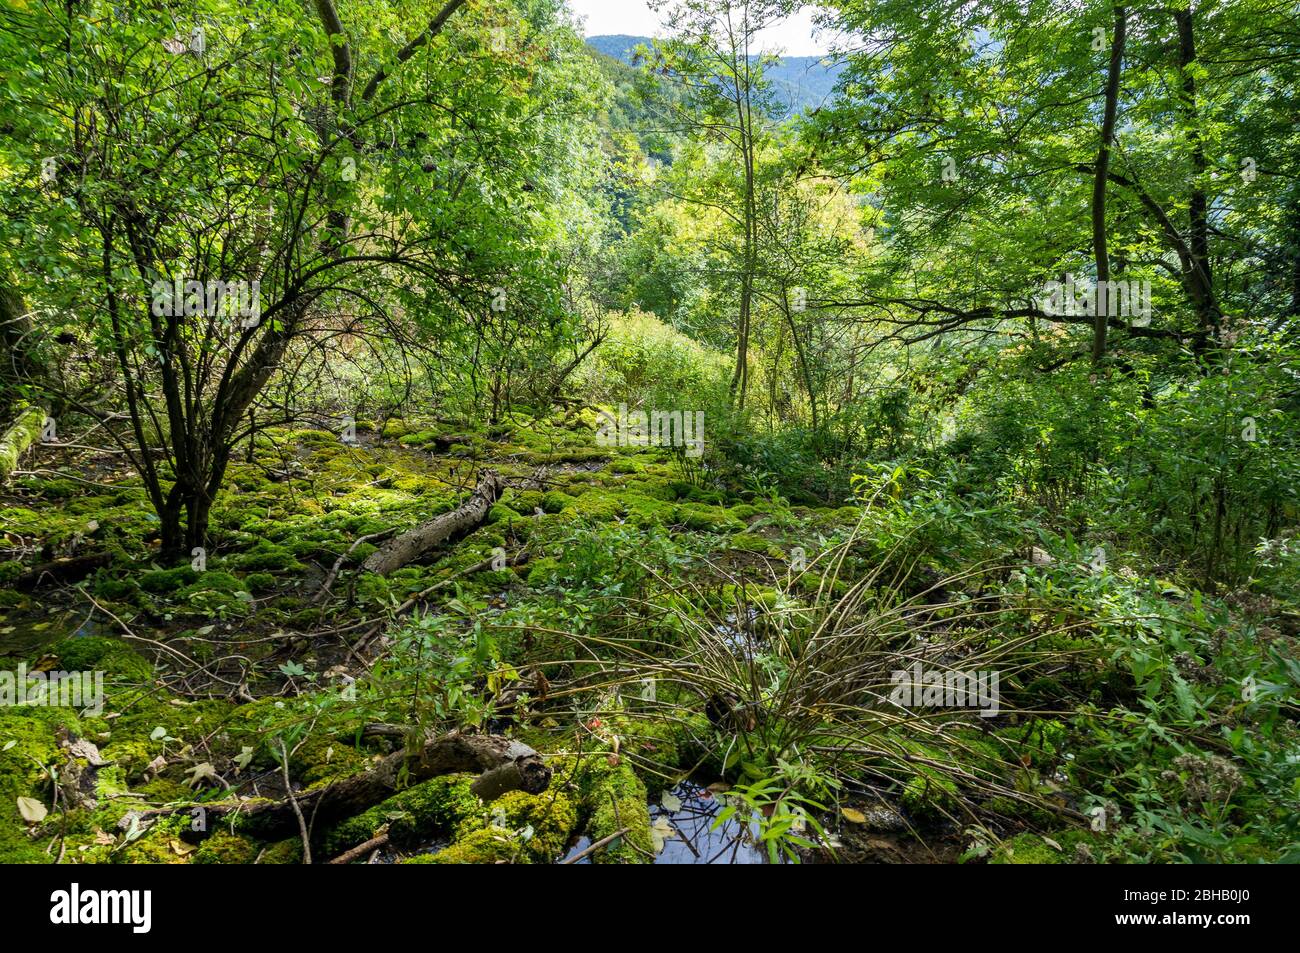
top-left (323, 775), bottom-right (487, 856)
top-left (587, 771), bottom-right (653, 863)
top-left (421, 789), bottom-right (578, 864)
top-left (112, 812), bottom-right (194, 864)
top-left (258, 838), bottom-right (305, 864)
top-left (292, 735), bottom-right (371, 788)
top-left (561, 491), bottom-right (626, 523)
top-left (0, 705), bottom-right (83, 862)
top-left (623, 493), bottom-right (677, 528)
top-left (676, 503), bottom-right (745, 534)
top-left (92, 577), bottom-right (140, 602)
top-left (504, 490), bottom-right (544, 516)
top-left (989, 830), bottom-right (1095, 865)
top-left (139, 567), bottom-right (199, 593)
top-left (243, 572), bottom-right (277, 593)
top-left (228, 541), bottom-right (305, 573)
top-left (527, 557), bottom-right (560, 588)
top-left (729, 532), bottom-right (781, 557)
top-left (539, 491), bottom-right (571, 514)
top-left (49, 636), bottom-right (153, 682)
top-left (551, 755), bottom-right (654, 864)
top-left (381, 419), bottom-right (411, 439)
top-left (900, 772), bottom-right (959, 814)
top-left (193, 831), bottom-right (261, 864)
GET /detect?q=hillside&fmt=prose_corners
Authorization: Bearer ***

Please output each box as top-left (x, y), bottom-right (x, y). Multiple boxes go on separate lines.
top-left (586, 33), bottom-right (843, 116)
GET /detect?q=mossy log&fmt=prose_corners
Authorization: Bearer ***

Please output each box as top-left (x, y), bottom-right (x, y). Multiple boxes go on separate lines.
top-left (0, 404), bottom-right (45, 482)
top-left (361, 470), bottom-right (505, 575)
top-left (15, 551), bottom-right (112, 590)
top-left (189, 730), bottom-right (550, 841)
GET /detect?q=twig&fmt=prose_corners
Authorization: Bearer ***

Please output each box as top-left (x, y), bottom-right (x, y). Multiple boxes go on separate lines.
top-left (560, 828), bottom-right (630, 864)
top-left (278, 739), bottom-right (312, 865)
top-left (327, 830), bottom-right (390, 865)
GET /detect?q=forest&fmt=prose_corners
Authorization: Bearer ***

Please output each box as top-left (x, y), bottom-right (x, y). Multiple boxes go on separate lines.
top-left (0, 0), bottom-right (1296, 870)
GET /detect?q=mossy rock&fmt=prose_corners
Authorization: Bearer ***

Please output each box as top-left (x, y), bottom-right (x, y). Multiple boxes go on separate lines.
top-left (675, 503), bottom-right (745, 534)
top-left (729, 533), bottom-right (783, 558)
top-left (560, 491), bottom-right (626, 523)
top-left (48, 636), bottom-right (154, 682)
top-left (243, 572), bottom-right (278, 594)
top-left (504, 490), bottom-right (545, 516)
top-left (539, 491), bottom-right (571, 514)
top-left (228, 541), bottom-right (305, 573)
top-left (138, 566), bottom-right (199, 594)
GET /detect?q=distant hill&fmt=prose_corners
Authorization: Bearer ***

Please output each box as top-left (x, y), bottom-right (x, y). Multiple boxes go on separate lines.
top-left (585, 34), bottom-right (843, 117)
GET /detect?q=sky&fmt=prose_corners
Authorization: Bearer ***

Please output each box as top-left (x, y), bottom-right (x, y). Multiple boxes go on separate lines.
top-left (566, 1), bottom-right (834, 56)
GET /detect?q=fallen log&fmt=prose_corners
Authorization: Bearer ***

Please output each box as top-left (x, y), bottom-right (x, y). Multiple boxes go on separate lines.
top-left (15, 551), bottom-right (111, 591)
top-left (361, 470), bottom-right (505, 576)
top-left (0, 404), bottom-right (46, 483)
top-left (134, 730), bottom-right (550, 841)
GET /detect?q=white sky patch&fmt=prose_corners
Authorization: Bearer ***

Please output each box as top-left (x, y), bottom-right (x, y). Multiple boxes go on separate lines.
top-left (566, 0), bottom-right (834, 56)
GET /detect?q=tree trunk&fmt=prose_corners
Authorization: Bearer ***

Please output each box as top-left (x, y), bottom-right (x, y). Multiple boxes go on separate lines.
top-left (361, 470), bottom-right (505, 575)
top-left (1091, 7), bottom-right (1127, 365)
top-left (1173, 5), bottom-right (1221, 339)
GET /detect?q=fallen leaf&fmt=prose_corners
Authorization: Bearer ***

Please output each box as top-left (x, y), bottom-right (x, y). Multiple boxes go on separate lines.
top-left (169, 839), bottom-right (197, 856)
top-left (184, 762), bottom-right (218, 788)
top-left (841, 807), bottom-right (868, 824)
top-left (660, 791), bottom-right (683, 813)
top-left (93, 828), bottom-right (115, 846)
top-left (1042, 836), bottom-right (1062, 851)
top-left (17, 796), bottom-right (47, 823)
top-left (650, 816), bottom-right (676, 853)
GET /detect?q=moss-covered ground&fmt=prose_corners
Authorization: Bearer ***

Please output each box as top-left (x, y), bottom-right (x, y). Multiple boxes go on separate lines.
top-left (1, 410), bottom-right (1296, 864)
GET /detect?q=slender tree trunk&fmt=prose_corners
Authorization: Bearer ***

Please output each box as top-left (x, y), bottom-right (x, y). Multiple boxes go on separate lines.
top-left (781, 289), bottom-right (820, 429)
top-left (1091, 7), bottom-right (1127, 365)
top-left (1174, 5), bottom-right (1220, 339)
